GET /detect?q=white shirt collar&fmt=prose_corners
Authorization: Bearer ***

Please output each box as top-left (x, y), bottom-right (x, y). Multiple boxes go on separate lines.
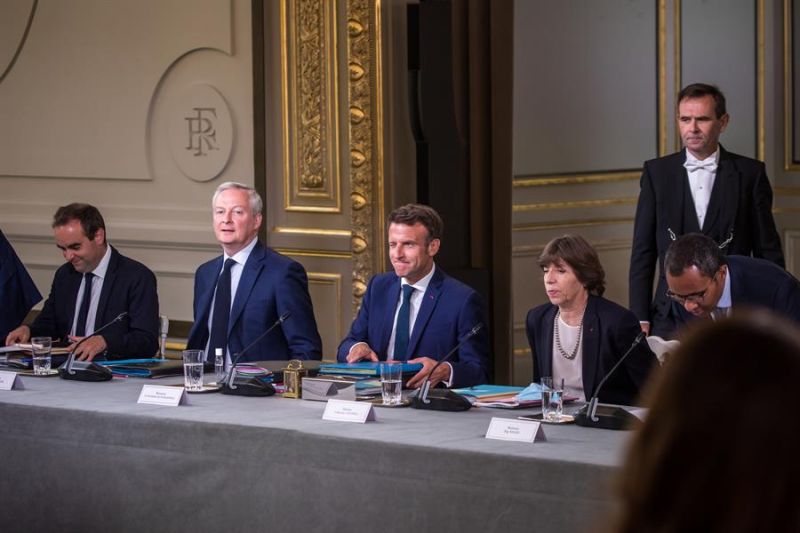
top-left (717, 264), bottom-right (732, 308)
top-left (224, 236), bottom-right (258, 266)
top-left (402, 263), bottom-right (436, 293)
top-left (90, 245), bottom-right (112, 279)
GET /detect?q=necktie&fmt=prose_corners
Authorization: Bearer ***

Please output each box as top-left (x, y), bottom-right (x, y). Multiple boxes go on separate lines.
top-left (394, 284), bottom-right (415, 361)
top-left (75, 272), bottom-right (95, 337)
top-left (208, 258), bottom-right (235, 362)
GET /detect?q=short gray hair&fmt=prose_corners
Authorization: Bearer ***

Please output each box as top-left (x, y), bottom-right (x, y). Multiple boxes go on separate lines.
top-left (212, 181), bottom-right (263, 215)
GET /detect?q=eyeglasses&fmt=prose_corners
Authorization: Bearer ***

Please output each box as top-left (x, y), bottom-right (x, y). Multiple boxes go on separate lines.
top-left (665, 273), bottom-right (717, 304)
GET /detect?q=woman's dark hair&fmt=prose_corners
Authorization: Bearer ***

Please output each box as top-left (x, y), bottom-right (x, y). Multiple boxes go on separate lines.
top-left (537, 234), bottom-right (606, 296)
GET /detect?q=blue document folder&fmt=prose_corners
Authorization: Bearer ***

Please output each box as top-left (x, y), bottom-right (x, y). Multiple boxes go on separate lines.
top-left (319, 361), bottom-right (423, 376)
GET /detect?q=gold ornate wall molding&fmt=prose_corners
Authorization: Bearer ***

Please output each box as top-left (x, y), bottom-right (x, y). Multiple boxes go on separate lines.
top-left (346, 0), bottom-right (384, 308)
top-left (784, 0), bottom-right (800, 171)
top-left (280, 0), bottom-right (341, 212)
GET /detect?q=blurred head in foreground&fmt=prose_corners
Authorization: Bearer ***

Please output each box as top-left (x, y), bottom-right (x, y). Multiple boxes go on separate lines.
top-left (613, 310), bottom-right (800, 533)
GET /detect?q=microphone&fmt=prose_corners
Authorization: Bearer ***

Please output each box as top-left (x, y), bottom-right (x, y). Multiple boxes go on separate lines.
top-left (411, 323), bottom-right (483, 412)
top-left (220, 312), bottom-right (291, 397)
top-left (574, 331), bottom-right (646, 430)
top-left (59, 312), bottom-right (129, 382)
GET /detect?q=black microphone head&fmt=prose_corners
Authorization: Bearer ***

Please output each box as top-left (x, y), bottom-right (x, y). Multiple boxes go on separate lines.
top-left (470, 323), bottom-right (484, 336)
top-left (279, 311), bottom-right (291, 323)
top-left (115, 312), bottom-right (129, 322)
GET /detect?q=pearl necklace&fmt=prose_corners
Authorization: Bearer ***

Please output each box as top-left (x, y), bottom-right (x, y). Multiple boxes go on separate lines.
top-left (554, 308), bottom-right (584, 360)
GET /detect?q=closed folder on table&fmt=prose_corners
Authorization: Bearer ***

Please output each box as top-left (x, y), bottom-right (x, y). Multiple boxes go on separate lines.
top-left (99, 358), bottom-right (190, 378)
top-left (318, 361), bottom-right (423, 376)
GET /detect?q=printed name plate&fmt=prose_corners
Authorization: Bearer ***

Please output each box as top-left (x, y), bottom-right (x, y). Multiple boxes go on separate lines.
top-left (322, 399), bottom-right (376, 423)
top-left (0, 371), bottom-right (24, 391)
top-left (138, 385), bottom-right (187, 406)
top-left (485, 416), bottom-right (546, 443)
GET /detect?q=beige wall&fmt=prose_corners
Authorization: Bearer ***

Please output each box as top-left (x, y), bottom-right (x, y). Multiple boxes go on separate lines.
top-left (1, 0), bottom-right (253, 324)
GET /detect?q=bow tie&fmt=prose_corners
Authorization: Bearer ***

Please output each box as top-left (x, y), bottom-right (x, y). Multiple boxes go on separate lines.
top-left (684, 160), bottom-right (717, 173)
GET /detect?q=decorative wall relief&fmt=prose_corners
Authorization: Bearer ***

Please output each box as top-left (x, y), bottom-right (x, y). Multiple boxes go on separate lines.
top-left (168, 84), bottom-right (234, 182)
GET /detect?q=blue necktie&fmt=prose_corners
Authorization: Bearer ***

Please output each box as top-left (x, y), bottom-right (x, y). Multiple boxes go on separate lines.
top-left (75, 272), bottom-right (94, 337)
top-left (394, 284), bottom-right (415, 360)
top-left (208, 258), bottom-right (235, 362)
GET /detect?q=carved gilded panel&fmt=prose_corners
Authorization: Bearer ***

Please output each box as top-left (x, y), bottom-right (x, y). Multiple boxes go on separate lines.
top-left (281, 0), bottom-right (341, 212)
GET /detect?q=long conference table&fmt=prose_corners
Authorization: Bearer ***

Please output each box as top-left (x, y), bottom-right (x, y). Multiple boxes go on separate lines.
top-left (0, 371), bottom-right (633, 533)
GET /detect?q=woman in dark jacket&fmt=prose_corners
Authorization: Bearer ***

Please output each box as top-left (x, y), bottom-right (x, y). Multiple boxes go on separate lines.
top-left (526, 235), bottom-right (656, 405)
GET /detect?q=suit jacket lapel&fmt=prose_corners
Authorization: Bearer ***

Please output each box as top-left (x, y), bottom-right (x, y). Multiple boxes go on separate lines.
top-left (668, 150), bottom-right (695, 236)
top-left (94, 246), bottom-right (119, 325)
top-left (702, 147), bottom-right (738, 239)
top-left (539, 306), bottom-right (556, 378)
top-left (228, 242), bottom-right (265, 335)
top-left (65, 268), bottom-right (84, 331)
top-left (580, 297), bottom-right (601, 398)
top-left (407, 268), bottom-right (444, 356)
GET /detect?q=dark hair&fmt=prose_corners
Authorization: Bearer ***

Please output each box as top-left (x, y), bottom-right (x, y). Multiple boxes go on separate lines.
top-left (387, 204), bottom-right (443, 243)
top-left (537, 234), bottom-right (606, 296)
top-left (52, 203), bottom-right (106, 242)
top-left (663, 233), bottom-right (726, 278)
top-left (613, 311), bottom-right (800, 532)
top-left (678, 83), bottom-right (727, 119)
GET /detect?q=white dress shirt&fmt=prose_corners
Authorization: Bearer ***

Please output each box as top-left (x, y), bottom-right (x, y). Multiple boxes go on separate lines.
top-left (70, 245), bottom-right (112, 336)
top-left (684, 148), bottom-right (720, 228)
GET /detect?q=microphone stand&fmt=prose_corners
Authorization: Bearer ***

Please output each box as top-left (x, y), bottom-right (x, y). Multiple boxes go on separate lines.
top-left (220, 312), bottom-right (291, 397)
top-left (574, 331), bottom-right (646, 430)
top-left (411, 323), bottom-right (483, 412)
top-left (59, 312), bottom-right (129, 382)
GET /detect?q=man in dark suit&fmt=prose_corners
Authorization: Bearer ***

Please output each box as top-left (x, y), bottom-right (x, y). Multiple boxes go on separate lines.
top-left (629, 83), bottom-right (784, 339)
top-left (664, 233), bottom-right (800, 328)
top-left (5, 204), bottom-right (159, 360)
top-left (1, 229), bottom-right (42, 341)
top-left (187, 182), bottom-right (321, 364)
top-left (337, 204), bottom-right (489, 389)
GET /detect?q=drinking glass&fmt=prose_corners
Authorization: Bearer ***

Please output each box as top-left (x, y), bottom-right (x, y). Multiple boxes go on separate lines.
top-left (182, 350), bottom-right (205, 391)
top-left (31, 337), bottom-right (52, 375)
top-left (380, 361), bottom-right (403, 405)
top-left (541, 376), bottom-right (563, 422)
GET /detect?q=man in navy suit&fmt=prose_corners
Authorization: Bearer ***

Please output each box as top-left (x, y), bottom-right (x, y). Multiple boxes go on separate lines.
top-left (337, 204), bottom-right (489, 389)
top-left (1, 229), bottom-right (42, 341)
top-left (187, 182), bottom-right (321, 364)
top-left (5, 204), bottom-right (159, 360)
top-left (664, 233), bottom-right (800, 329)
top-left (630, 83), bottom-right (784, 339)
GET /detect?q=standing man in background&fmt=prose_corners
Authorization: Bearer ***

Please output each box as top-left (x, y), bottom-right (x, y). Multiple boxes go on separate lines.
top-left (629, 83), bottom-right (784, 338)
top-left (187, 182), bottom-right (321, 364)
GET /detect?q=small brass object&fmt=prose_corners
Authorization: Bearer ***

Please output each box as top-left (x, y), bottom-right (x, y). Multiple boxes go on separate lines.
top-left (283, 359), bottom-right (307, 398)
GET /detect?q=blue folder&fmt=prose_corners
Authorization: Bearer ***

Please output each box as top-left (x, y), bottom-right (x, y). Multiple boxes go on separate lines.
top-left (319, 361), bottom-right (423, 376)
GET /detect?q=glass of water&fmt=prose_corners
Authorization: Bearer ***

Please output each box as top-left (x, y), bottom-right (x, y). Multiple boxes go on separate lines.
top-left (541, 376), bottom-right (563, 422)
top-left (31, 337), bottom-right (52, 375)
top-left (380, 361), bottom-right (403, 405)
top-left (182, 350), bottom-right (205, 391)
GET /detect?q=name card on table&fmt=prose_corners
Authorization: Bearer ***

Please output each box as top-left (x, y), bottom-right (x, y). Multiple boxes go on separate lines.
top-left (0, 371), bottom-right (24, 391)
top-left (322, 399), bottom-right (376, 423)
top-left (485, 417), bottom-right (546, 443)
top-left (137, 385), bottom-right (187, 406)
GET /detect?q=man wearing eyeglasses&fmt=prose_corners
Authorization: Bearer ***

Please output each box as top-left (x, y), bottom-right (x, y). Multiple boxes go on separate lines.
top-left (630, 83), bottom-right (784, 339)
top-left (664, 234), bottom-right (800, 328)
